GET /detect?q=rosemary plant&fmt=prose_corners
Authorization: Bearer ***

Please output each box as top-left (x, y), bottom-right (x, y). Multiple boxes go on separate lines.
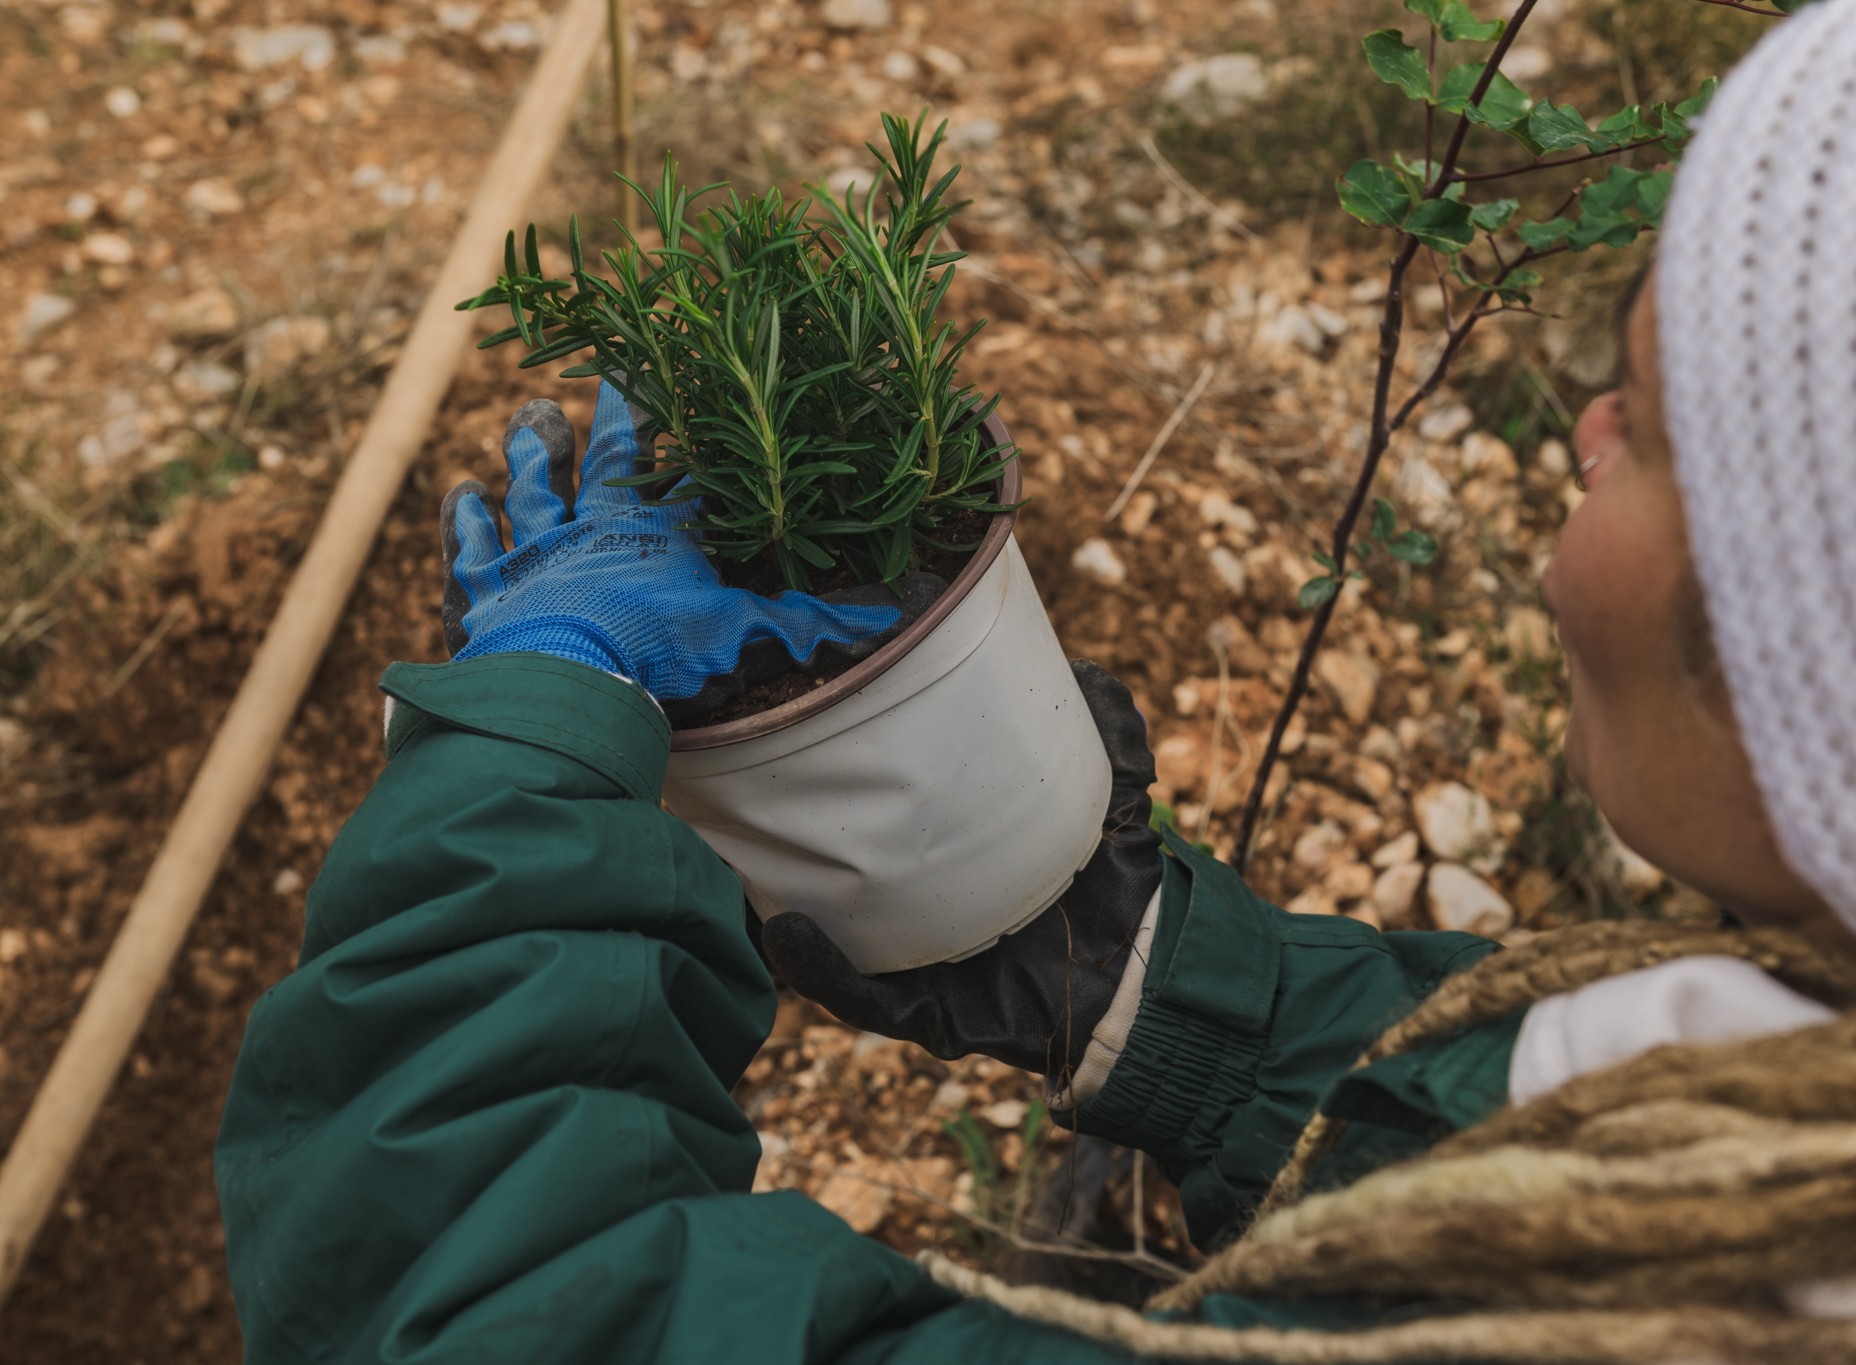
top-left (460, 112), bottom-right (1014, 592)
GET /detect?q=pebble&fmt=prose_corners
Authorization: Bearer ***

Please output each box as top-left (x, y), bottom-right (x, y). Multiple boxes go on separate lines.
top-left (272, 868), bottom-right (305, 896)
top-left (1372, 861), bottom-right (1424, 924)
top-left (104, 86), bottom-right (141, 119)
top-left (77, 392), bottom-right (148, 468)
top-left (1324, 861), bottom-right (1374, 902)
top-left (1393, 454), bottom-right (1458, 530)
top-left (0, 928), bottom-right (26, 964)
top-left (173, 359), bottom-right (241, 402)
top-left (1197, 490), bottom-right (1259, 541)
top-left (479, 20), bottom-right (541, 51)
top-left (822, 0), bottom-right (894, 29)
top-left (1413, 781), bottom-right (1505, 869)
top-left (1260, 303), bottom-right (1328, 357)
top-left (65, 191), bottom-right (99, 223)
top-left (183, 178), bottom-right (245, 217)
top-left (919, 45), bottom-right (967, 79)
top-left (82, 232), bottom-right (135, 265)
top-left (1316, 649), bottom-right (1378, 726)
top-left (1161, 54), bottom-right (1270, 124)
top-left (1418, 403), bottom-right (1474, 443)
top-left (980, 1099), bottom-right (1029, 1129)
top-left (1370, 831), bottom-right (1421, 869)
top-left (164, 287), bottom-right (240, 340)
top-left (1208, 545), bottom-right (1247, 595)
top-left (1071, 537), bottom-right (1127, 588)
top-left (882, 50), bottom-right (919, 82)
top-left (946, 118), bottom-right (1002, 151)
top-left (1426, 863), bottom-right (1515, 937)
top-left (438, 4), bottom-right (482, 32)
top-left (1119, 490), bottom-right (1159, 536)
top-left (1352, 757), bottom-right (1396, 804)
top-left (231, 24), bottom-right (337, 73)
top-left (258, 444), bottom-right (287, 471)
top-left (1504, 606), bottom-right (1555, 664)
top-left (1461, 432), bottom-right (1519, 481)
top-left (245, 315), bottom-right (333, 381)
top-left (17, 292), bottom-right (76, 344)
top-left (1292, 820), bottom-right (1347, 874)
top-left (354, 34), bottom-right (408, 66)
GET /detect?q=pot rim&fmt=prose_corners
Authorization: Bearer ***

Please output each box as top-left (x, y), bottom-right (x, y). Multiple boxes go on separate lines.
top-left (670, 412), bottom-right (1022, 752)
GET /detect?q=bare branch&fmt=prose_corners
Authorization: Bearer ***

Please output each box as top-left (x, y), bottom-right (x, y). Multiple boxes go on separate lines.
top-left (1451, 136), bottom-right (1668, 185)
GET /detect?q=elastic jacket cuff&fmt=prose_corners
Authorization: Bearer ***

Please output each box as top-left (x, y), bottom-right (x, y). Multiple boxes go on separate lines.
top-left (379, 654), bottom-right (670, 803)
top-left (1068, 831), bottom-right (1281, 1163)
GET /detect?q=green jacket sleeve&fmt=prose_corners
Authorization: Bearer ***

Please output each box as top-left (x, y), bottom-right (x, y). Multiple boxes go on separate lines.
top-left (1066, 834), bottom-right (1513, 1250)
top-left (215, 655), bottom-right (1134, 1364)
top-left (216, 652), bottom-right (1520, 1363)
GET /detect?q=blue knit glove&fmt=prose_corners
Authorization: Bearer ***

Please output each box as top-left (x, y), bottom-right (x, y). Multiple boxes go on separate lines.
top-left (440, 383), bottom-right (903, 708)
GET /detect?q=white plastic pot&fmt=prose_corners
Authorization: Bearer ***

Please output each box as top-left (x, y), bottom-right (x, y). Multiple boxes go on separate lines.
top-left (665, 418), bottom-right (1112, 974)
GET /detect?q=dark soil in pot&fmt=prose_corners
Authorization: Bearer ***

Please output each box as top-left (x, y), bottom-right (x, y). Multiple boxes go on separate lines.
top-left (682, 505), bottom-right (996, 729)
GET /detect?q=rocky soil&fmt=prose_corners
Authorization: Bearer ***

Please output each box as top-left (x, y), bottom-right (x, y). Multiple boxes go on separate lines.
top-left (1, 0), bottom-right (1735, 1358)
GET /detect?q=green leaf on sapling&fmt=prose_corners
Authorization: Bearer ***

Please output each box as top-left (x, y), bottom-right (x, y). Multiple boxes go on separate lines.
top-left (1338, 160), bottom-right (1413, 228)
top-left (1527, 100), bottom-right (1617, 153)
top-left (1437, 64), bottom-right (1531, 130)
top-left (1388, 529), bottom-right (1439, 564)
top-left (1298, 575), bottom-right (1340, 610)
top-left (1660, 78), bottom-right (1718, 150)
top-left (1313, 550), bottom-right (1339, 571)
top-left (1636, 169), bottom-right (1674, 227)
top-left (1468, 198), bottom-right (1520, 232)
top-left (1371, 497), bottom-right (1397, 540)
top-left (1595, 105), bottom-right (1656, 145)
top-left (1363, 30), bottom-right (1433, 101)
top-left (1517, 217), bottom-right (1572, 251)
top-left (1404, 199), bottom-right (1476, 253)
top-left (1403, 0), bottom-right (1505, 40)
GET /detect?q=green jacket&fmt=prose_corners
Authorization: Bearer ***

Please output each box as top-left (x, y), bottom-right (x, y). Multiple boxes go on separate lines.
top-left (216, 656), bottom-right (1515, 1363)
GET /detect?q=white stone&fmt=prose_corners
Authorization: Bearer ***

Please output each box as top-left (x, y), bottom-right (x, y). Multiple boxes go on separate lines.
top-left (980, 1099), bottom-right (1029, 1129)
top-left (272, 868), bottom-right (305, 895)
top-left (258, 443), bottom-right (287, 471)
top-left (183, 178), bottom-right (244, 216)
top-left (244, 315), bottom-right (333, 381)
top-left (882, 50), bottom-right (919, 82)
top-left (1504, 606), bottom-right (1555, 663)
top-left (919, 45), bottom-right (966, 79)
top-left (1161, 54), bottom-right (1270, 125)
top-left (1426, 863), bottom-right (1515, 937)
top-left (479, 20), bottom-right (541, 51)
top-left (1370, 831), bottom-right (1421, 869)
top-left (104, 86), bottom-right (141, 118)
top-left (164, 287), bottom-right (240, 340)
top-left (1393, 454), bottom-right (1458, 530)
top-left (173, 359), bottom-right (241, 403)
top-left (1306, 302), bottom-right (1348, 339)
top-left (354, 34), bottom-right (407, 65)
top-left (0, 928), bottom-right (26, 964)
top-left (438, 4), bottom-right (482, 32)
top-left (1414, 781), bottom-right (1504, 869)
top-left (65, 191), bottom-right (99, 223)
top-left (231, 24), bottom-right (336, 72)
top-left (1372, 861), bottom-right (1424, 924)
top-left (1071, 537), bottom-right (1127, 588)
top-left (946, 118), bottom-right (1002, 151)
top-left (1461, 431), bottom-right (1519, 480)
top-left (1316, 650), bottom-right (1378, 726)
top-left (822, 0), bottom-right (894, 29)
top-left (17, 292), bottom-right (75, 344)
top-left (1208, 545), bottom-right (1247, 595)
top-left (82, 232), bottom-right (134, 265)
top-left (1418, 403), bottom-right (1474, 443)
top-left (78, 392), bottom-right (147, 468)
top-left (1198, 490), bottom-right (1259, 541)
top-left (1292, 820), bottom-right (1347, 874)
top-left (1260, 303), bottom-right (1328, 356)
top-left (1599, 822), bottom-right (1667, 897)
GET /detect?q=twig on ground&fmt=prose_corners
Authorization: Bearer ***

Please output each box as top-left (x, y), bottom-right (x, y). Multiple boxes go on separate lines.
top-left (1138, 135), bottom-right (1258, 242)
top-left (1104, 362), bottom-right (1216, 523)
top-left (103, 600), bottom-right (190, 698)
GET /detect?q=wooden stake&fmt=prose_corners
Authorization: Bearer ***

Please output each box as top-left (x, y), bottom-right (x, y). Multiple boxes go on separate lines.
top-left (608, 0), bottom-right (639, 233)
top-left (0, 0), bottom-right (609, 1309)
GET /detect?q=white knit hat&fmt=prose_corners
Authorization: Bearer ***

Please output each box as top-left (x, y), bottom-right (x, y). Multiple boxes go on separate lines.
top-left (1658, 0), bottom-right (1856, 933)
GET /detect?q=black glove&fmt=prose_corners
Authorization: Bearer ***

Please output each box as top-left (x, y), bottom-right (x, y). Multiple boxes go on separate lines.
top-left (758, 660), bottom-right (1163, 1078)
